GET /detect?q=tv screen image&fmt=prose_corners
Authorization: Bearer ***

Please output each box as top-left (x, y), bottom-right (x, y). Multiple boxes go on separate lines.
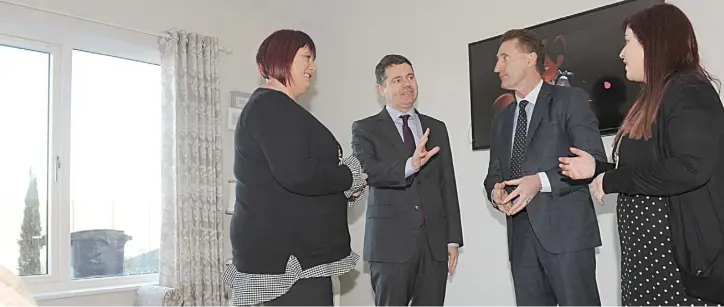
top-left (468, 0), bottom-right (663, 150)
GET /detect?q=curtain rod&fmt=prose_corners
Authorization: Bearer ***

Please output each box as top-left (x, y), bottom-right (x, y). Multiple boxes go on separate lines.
top-left (0, 0), bottom-right (234, 54)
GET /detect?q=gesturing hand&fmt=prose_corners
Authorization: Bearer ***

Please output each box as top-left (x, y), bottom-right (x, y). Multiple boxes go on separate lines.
top-left (559, 147), bottom-right (596, 180)
top-left (411, 128), bottom-right (440, 170)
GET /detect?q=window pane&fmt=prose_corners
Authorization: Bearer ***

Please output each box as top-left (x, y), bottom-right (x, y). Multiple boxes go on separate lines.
top-left (70, 50), bottom-right (161, 279)
top-left (0, 44), bottom-right (50, 277)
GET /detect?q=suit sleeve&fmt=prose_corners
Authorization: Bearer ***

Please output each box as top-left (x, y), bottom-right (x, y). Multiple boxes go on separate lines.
top-left (247, 99), bottom-right (352, 196)
top-left (483, 116), bottom-right (504, 205)
top-left (545, 88), bottom-right (607, 198)
top-left (603, 83), bottom-right (722, 196)
top-left (439, 123), bottom-right (463, 247)
top-left (351, 120), bottom-right (409, 188)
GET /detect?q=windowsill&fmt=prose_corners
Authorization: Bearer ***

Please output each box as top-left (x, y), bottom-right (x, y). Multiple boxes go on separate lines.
top-left (34, 282), bottom-right (157, 301)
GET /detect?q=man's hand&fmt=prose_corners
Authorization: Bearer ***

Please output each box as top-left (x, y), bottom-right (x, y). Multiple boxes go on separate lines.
top-left (492, 182), bottom-right (512, 214)
top-left (411, 128), bottom-right (440, 170)
top-left (502, 174), bottom-right (542, 215)
top-left (448, 245), bottom-right (459, 276)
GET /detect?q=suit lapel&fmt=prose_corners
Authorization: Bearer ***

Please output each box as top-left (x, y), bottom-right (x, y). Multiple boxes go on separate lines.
top-left (415, 110), bottom-right (435, 174)
top-left (525, 83), bottom-right (553, 148)
top-left (375, 109), bottom-right (407, 157)
top-left (415, 109), bottom-right (429, 137)
top-left (499, 105), bottom-right (515, 177)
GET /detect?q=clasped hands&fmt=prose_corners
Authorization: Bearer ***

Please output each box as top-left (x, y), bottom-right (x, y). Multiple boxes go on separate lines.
top-left (492, 174), bottom-right (541, 215)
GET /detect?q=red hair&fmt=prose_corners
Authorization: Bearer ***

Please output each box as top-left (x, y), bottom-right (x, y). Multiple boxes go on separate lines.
top-left (256, 29), bottom-right (316, 86)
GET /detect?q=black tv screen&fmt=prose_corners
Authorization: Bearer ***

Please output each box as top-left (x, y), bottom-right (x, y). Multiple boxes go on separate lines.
top-left (468, 0), bottom-right (663, 150)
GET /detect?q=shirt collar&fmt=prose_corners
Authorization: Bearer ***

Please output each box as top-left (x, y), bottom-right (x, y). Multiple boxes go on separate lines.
top-left (516, 79), bottom-right (544, 106)
top-left (385, 105), bottom-right (417, 122)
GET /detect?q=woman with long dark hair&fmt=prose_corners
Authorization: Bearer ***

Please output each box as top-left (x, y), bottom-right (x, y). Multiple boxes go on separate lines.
top-left (558, 4), bottom-right (724, 306)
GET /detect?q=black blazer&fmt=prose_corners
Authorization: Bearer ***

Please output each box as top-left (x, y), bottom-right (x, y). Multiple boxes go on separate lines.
top-left (351, 109), bottom-right (463, 263)
top-left (230, 87), bottom-right (354, 274)
top-left (484, 82), bottom-right (607, 257)
top-left (598, 73), bottom-right (724, 303)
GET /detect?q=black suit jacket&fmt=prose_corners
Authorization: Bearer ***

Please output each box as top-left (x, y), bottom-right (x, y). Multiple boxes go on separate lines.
top-left (484, 82), bottom-right (606, 256)
top-left (598, 73), bottom-right (724, 303)
top-left (352, 108), bottom-right (463, 263)
top-left (231, 88), bottom-right (353, 274)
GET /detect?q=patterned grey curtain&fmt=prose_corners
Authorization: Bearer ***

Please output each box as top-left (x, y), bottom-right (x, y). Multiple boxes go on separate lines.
top-left (158, 30), bottom-right (225, 306)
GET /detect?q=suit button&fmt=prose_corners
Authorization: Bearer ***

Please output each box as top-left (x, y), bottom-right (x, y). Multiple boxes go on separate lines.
top-left (414, 206), bottom-right (420, 211)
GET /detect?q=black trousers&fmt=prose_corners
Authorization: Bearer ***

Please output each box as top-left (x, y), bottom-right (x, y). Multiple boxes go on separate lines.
top-left (510, 211), bottom-right (601, 306)
top-left (369, 227), bottom-right (448, 306)
top-left (262, 277), bottom-right (333, 306)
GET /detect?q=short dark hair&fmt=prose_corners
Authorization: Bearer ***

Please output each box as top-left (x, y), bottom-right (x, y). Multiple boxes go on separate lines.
top-left (256, 29), bottom-right (316, 86)
top-left (375, 54), bottom-right (413, 85)
top-left (501, 29), bottom-right (545, 74)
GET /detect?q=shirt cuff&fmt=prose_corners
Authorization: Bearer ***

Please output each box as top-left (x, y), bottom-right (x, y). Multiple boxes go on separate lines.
top-left (404, 157), bottom-right (418, 178)
top-left (448, 243), bottom-right (459, 247)
top-left (538, 172), bottom-right (551, 193)
top-left (342, 155), bottom-right (365, 198)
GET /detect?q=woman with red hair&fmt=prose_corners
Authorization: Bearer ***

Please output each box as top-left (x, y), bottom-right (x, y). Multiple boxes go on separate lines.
top-left (223, 29), bottom-right (366, 306)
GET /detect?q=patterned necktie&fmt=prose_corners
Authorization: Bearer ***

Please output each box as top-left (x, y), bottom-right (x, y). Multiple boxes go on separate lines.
top-left (510, 100), bottom-right (529, 180)
top-left (400, 115), bottom-right (416, 156)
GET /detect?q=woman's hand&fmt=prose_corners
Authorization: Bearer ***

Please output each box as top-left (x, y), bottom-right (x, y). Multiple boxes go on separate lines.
top-left (558, 147), bottom-right (596, 180)
top-left (591, 173), bottom-right (605, 204)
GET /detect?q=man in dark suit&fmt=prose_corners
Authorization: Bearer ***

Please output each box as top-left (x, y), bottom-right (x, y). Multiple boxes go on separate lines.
top-left (483, 29), bottom-right (606, 306)
top-left (351, 54), bottom-right (463, 306)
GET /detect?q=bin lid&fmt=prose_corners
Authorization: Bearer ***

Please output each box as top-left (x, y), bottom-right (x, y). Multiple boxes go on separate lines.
top-left (70, 229), bottom-right (132, 242)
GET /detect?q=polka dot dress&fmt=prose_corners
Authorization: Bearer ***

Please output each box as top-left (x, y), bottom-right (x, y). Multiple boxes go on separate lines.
top-left (616, 137), bottom-right (720, 306)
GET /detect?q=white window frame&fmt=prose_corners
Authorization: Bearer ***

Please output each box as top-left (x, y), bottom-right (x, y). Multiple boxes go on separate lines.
top-left (1, 3), bottom-right (162, 297)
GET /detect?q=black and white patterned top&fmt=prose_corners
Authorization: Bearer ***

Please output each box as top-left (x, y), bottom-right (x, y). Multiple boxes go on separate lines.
top-left (222, 155), bottom-right (365, 306)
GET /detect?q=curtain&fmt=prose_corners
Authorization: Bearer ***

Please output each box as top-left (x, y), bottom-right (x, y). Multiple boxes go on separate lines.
top-left (159, 30), bottom-right (225, 306)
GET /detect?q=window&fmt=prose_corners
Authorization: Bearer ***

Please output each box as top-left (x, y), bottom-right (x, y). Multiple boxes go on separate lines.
top-left (0, 44), bottom-right (51, 278)
top-left (69, 50), bottom-right (162, 279)
top-left (0, 23), bottom-right (161, 293)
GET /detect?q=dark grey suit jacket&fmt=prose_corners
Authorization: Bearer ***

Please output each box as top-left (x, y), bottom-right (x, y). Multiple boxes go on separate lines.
top-left (352, 109), bottom-right (463, 263)
top-left (484, 82), bottom-right (606, 257)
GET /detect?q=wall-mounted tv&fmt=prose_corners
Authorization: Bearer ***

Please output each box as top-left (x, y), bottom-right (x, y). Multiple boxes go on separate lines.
top-left (468, 0), bottom-right (663, 150)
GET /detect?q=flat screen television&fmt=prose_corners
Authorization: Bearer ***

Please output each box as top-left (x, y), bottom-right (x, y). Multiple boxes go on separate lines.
top-left (468, 0), bottom-right (663, 150)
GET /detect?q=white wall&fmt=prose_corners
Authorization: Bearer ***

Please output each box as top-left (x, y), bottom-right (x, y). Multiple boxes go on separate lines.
top-left (248, 0), bottom-right (724, 305)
